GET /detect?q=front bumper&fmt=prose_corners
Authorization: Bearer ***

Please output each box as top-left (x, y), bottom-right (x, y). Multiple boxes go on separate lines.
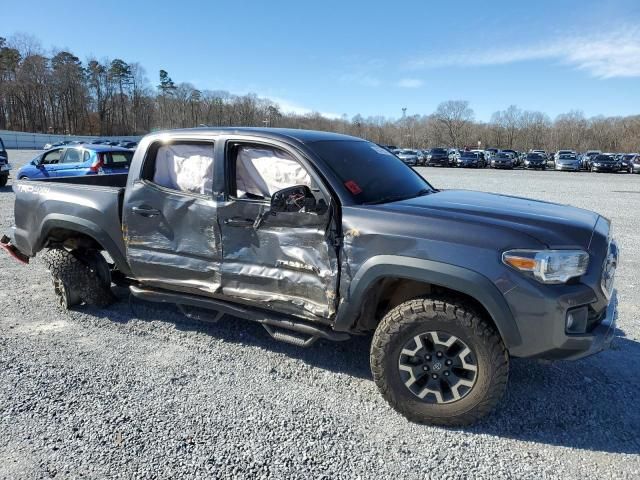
top-left (592, 165), bottom-right (619, 172)
top-left (562, 289), bottom-right (617, 360)
top-left (555, 164), bottom-right (580, 171)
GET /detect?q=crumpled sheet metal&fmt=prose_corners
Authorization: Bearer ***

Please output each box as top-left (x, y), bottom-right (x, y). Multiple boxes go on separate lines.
top-left (219, 201), bottom-right (338, 321)
top-left (125, 184), bottom-right (223, 295)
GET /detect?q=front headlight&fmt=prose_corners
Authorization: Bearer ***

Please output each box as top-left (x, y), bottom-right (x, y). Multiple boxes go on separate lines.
top-left (502, 249), bottom-right (589, 284)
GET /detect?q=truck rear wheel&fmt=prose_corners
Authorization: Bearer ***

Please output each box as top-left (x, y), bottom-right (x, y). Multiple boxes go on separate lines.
top-left (370, 296), bottom-right (508, 426)
top-left (44, 249), bottom-right (114, 309)
top-left (0, 175), bottom-right (7, 187)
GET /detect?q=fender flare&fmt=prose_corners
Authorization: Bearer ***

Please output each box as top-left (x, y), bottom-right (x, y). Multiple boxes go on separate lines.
top-left (37, 214), bottom-right (131, 275)
top-left (334, 255), bottom-right (522, 349)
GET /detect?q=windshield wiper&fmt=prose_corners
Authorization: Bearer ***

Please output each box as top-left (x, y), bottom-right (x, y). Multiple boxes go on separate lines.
top-left (364, 188), bottom-right (432, 205)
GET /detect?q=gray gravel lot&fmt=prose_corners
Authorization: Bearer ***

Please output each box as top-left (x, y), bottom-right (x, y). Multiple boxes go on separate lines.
top-left (1, 150), bottom-right (639, 479)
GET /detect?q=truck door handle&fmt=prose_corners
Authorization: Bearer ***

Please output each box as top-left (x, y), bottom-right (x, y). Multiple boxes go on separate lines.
top-left (132, 206), bottom-right (161, 217)
top-left (223, 217), bottom-right (254, 227)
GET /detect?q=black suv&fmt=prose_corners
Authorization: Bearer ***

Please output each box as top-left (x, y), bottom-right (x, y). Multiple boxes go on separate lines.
top-left (0, 137), bottom-right (9, 187)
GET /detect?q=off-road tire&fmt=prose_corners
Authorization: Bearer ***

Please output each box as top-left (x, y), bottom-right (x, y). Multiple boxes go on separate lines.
top-left (370, 296), bottom-right (509, 426)
top-left (0, 175), bottom-right (7, 187)
top-left (44, 249), bottom-right (114, 308)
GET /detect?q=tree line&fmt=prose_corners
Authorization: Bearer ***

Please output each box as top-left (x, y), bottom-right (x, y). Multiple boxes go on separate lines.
top-left (1, 34), bottom-right (639, 152)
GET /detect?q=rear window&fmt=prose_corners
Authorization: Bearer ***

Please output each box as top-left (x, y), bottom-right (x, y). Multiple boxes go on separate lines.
top-left (103, 151), bottom-right (133, 166)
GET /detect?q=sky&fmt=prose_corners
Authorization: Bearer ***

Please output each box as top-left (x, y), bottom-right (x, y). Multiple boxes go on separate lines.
top-left (3, 0), bottom-right (640, 121)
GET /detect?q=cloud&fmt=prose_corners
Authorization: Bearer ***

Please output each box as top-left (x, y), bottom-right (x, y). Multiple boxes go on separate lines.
top-left (407, 26), bottom-right (640, 78)
top-left (338, 72), bottom-right (382, 87)
top-left (270, 96), bottom-right (341, 119)
top-left (396, 78), bottom-right (424, 88)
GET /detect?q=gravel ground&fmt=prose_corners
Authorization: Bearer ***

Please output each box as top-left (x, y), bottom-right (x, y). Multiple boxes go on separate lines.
top-left (1, 150), bottom-right (639, 479)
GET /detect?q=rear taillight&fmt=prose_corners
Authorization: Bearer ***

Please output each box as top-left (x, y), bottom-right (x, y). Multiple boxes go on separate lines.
top-left (89, 153), bottom-right (104, 173)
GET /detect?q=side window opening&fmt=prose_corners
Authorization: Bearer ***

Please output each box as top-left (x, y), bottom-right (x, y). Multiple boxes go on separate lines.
top-left (42, 149), bottom-right (62, 164)
top-left (63, 149), bottom-right (81, 164)
top-left (232, 145), bottom-right (311, 200)
top-left (144, 141), bottom-right (214, 195)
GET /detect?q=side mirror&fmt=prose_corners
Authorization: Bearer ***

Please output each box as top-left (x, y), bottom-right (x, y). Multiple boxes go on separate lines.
top-left (270, 185), bottom-right (317, 213)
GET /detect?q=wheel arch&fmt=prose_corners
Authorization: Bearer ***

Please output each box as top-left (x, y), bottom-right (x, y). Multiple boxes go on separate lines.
top-left (334, 255), bottom-right (522, 350)
top-left (37, 214), bottom-right (131, 275)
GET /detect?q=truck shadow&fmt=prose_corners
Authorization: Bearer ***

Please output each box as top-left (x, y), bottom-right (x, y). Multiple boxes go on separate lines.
top-left (91, 293), bottom-right (639, 455)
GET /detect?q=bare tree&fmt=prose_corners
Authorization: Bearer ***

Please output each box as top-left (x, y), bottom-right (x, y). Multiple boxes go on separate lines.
top-left (434, 100), bottom-right (474, 147)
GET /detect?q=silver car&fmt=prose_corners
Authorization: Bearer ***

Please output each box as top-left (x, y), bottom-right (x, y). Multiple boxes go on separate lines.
top-left (555, 154), bottom-right (581, 171)
top-left (396, 149), bottom-right (419, 166)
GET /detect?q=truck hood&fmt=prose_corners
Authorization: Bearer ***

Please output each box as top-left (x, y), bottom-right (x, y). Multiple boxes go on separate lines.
top-left (377, 190), bottom-right (599, 248)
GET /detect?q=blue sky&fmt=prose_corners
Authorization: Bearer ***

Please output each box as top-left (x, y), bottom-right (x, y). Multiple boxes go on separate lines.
top-left (3, 0), bottom-right (640, 121)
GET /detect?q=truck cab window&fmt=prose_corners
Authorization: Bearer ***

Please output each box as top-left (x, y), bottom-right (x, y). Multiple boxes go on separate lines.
top-left (150, 142), bottom-right (214, 195)
top-left (233, 145), bottom-right (311, 200)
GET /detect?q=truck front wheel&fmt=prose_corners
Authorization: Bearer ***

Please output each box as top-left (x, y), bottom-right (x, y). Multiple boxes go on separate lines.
top-left (370, 296), bottom-right (508, 426)
top-left (44, 249), bottom-right (114, 309)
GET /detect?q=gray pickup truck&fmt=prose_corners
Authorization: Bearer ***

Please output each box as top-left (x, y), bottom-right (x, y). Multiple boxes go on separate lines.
top-left (2, 128), bottom-right (618, 426)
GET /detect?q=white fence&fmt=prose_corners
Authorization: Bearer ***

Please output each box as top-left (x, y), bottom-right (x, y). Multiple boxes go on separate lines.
top-left (0, 130), bottom-right (142, 150)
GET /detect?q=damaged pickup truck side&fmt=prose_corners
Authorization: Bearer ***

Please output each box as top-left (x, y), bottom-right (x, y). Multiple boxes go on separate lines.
top-left (2, 128), bottom-right (619, 426)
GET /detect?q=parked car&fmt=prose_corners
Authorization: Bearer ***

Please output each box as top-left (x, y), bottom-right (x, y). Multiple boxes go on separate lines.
top-left (425, 148), bottom-right (451, 167)
top-left (582, 150), bottom-right (602, 170)
top-left (448, 148), bottom-right (460, 162)
top-left (0, 136), bottom-right (10, 187)
top-left (456, 151), bottom-right (480, 168)
top-left (118, 141), bottom-right (138, 150)
top-left (523, 153), bottom-right (547, 170)
top-left (554, 153), bottom-right (581, 171)
top-left (619, 154), bottom-right (637, 173)
top-left (416, 150), bottom-right (427, 165)
top-left (589, 154), bottom-right (620, 173)
top-left (554, 150), bottom-right (575, 162)
top-left (16, 145), bottom-right (133, 179)
top-left (1, 127), bottom-right (618, 426)
top-left (491, 152), bottom-right (515, 169)
top-left (43, 140), bottom-right (73, 150)
top-left (470, 150), bottom-right (488, 168)
top-left (631, 155), bottom-right (640, 174)
top-left (485, 148), bottom-right (499, 159)
top-left (396, 149), bottom-right (419, 166)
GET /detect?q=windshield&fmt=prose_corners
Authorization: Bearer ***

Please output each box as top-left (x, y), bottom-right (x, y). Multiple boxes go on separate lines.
top-left (461, 152), bottom-right (476, 158)
top-left (496, 153), bottom-right (510, 158)
top-left (595, 155), bottom-right (614, 162)
top-left (400, 149), bottom-right (417, 155)
top-left (431, 148), bottom-right (447, 154)
top-left (527, 154), bottom-right (542, 159)
top-left (310, 140), bottom-right (433, 205)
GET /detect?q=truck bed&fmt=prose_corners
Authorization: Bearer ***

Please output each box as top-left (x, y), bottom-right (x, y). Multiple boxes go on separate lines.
top-left (10, 174), bottom-right (130, 273)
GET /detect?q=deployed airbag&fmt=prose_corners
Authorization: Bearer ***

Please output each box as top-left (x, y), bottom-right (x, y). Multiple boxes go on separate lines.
top-left (153, 144), bottom-right (214, 195)
top-left (236, 146), bottom-right (311, 198)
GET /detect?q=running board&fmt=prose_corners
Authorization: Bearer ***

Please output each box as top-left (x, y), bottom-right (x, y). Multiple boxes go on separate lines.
top-left (129, 285), bottom-right (349, 346)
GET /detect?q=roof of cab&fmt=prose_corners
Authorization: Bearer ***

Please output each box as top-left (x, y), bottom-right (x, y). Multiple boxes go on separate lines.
top-left (145, 127), bottom-right (362, 144)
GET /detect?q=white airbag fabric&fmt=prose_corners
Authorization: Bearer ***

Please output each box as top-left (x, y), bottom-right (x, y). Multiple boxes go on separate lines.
top-left (153, 144), bottom-right (214, 195)
top-left (236, 146), bottom-right (310, 198)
